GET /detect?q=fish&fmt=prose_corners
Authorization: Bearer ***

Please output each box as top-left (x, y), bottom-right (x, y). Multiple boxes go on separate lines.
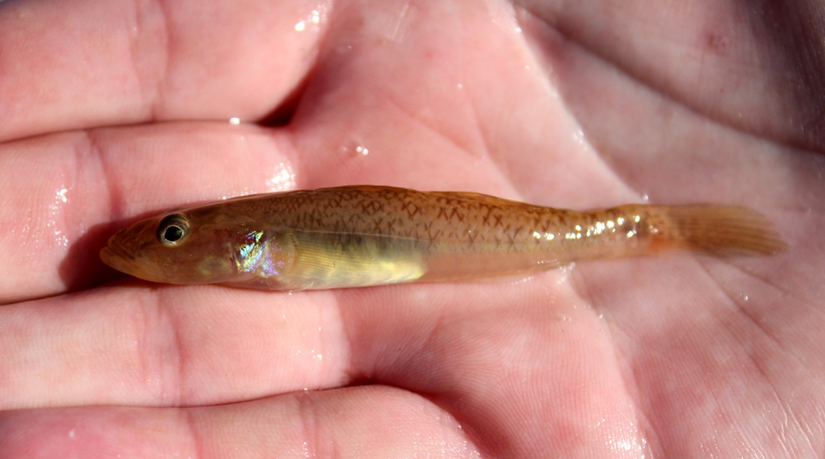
top-left (99, 185), bottom-right (787, 290)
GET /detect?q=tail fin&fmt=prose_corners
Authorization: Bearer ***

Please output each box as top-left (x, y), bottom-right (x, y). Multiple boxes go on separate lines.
top-left (650, 205), bottom-right (787, 256)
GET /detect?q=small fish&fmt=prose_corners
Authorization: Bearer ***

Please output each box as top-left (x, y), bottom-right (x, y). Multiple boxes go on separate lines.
top-left (100, 186), bottom-right (786, 290)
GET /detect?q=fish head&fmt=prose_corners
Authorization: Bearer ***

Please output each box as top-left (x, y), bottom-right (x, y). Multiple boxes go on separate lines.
top-left (100, 209), bottom-right (245, 285)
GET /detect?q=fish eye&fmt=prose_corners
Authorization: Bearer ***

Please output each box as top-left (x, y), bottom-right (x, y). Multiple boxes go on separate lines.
top-left (157, 214), bottom-right (190, 246)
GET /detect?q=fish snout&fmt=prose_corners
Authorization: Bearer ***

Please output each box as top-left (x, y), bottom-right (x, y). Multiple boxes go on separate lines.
top-left (100, 235), bottom-right (139, 274)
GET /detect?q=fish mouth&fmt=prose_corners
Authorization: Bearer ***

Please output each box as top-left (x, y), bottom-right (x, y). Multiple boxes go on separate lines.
top-left (100, 240), bottom-right (138, 277)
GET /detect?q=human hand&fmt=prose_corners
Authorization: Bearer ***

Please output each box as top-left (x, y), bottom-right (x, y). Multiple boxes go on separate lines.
top-left (0, 0), bottom-right (821, 457)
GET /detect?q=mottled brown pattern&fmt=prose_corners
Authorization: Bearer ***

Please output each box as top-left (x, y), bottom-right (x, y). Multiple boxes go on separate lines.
top-left (206, 186), bottom-right (585, 253)
top-left (192, 186), bottom-right (783, 260)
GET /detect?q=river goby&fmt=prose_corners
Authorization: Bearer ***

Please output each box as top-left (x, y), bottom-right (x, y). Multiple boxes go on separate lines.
top-left (100, 186), bottom-right (786, 290)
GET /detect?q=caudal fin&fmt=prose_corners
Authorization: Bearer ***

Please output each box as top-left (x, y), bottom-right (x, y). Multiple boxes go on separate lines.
top-left (652, 205), bottom-right (787, 256)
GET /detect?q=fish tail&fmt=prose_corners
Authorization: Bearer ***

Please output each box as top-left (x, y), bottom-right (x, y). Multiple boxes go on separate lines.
top-left (647, 205), bottom-right (788, 256)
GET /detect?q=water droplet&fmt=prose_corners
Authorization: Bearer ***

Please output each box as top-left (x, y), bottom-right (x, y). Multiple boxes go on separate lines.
top-left (294, 8), bottom-right (324, 32)
top-left (265, 162), bottom-right (296, 192)
top-left (641, 193), bottom-right (650, 202)
top-left (47, 187), bottom-right (70, 247)
top-left (342, 140), bottom-right (372, 158)
top-left (571, 128), bottom-right (586, 146)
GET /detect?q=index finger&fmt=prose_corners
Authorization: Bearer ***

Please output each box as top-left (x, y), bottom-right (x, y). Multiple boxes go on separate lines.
top-left (0, 0), bottom-right (322, 142)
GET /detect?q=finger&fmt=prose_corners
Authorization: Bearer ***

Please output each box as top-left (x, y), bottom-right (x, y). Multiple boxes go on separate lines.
top-left (0, 0), bottom-right (323, 142)
top-left (0, 386), bottom-right (481, 458)
top-left (0, 123), bottom-right (297, 304)
top-left (1, 283), bottom-right (347, 409)
top-left (1, 277), bottom-right (651, 457)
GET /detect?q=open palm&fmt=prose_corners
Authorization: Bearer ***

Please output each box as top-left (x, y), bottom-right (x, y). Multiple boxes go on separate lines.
top-left (1, 0), bottom-right (822, 457)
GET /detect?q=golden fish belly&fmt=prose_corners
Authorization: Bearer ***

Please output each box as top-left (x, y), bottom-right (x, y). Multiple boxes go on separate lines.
top-left (243, 230), bottom-right (427, 290)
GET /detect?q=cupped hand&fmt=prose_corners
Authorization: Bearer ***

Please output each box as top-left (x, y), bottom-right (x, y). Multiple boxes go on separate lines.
top-left (1, 0), bottom-right (822, 457)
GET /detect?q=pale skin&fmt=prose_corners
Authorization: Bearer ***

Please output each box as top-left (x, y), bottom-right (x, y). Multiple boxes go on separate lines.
top-left (0, 0), bottom-right (822, 457)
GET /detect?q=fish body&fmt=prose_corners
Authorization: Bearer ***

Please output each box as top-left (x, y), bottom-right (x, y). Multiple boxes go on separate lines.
top-left (100, 186), bottom-right (786, 290)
